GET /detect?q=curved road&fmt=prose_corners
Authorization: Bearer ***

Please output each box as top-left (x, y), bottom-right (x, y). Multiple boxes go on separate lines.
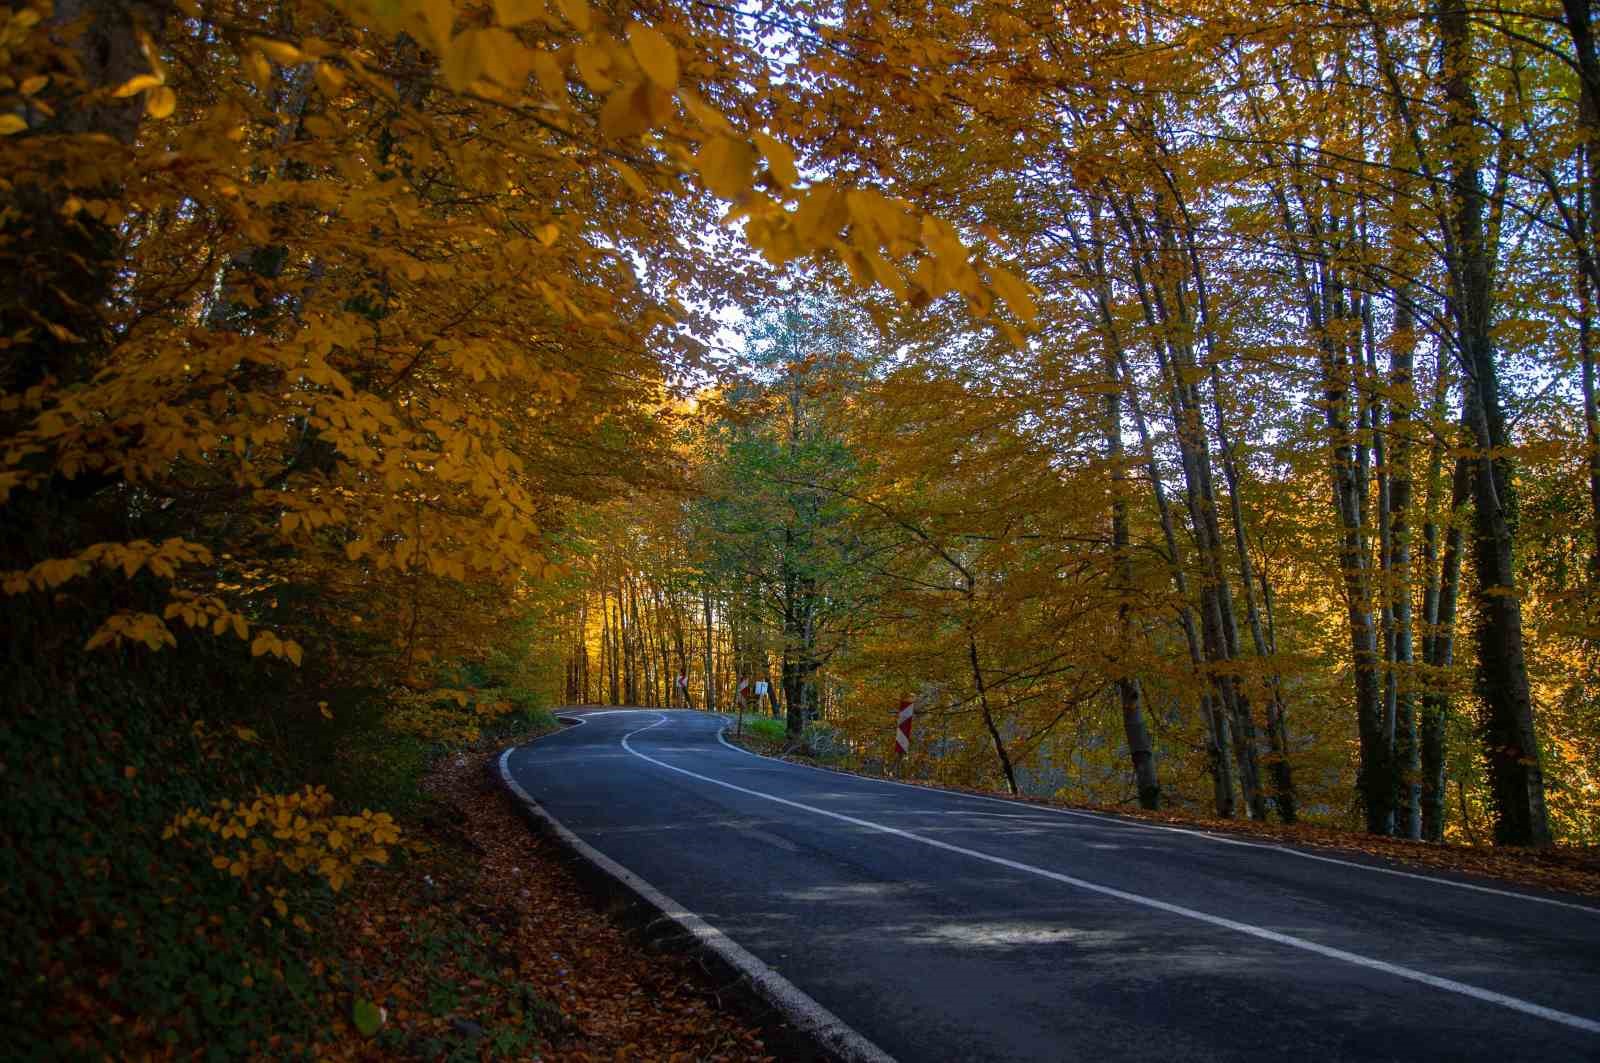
top-left (502, 709), bottom-right (1600, 1062)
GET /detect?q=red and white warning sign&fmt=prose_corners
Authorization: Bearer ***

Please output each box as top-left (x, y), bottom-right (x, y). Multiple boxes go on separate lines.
top-left (895, 696), bottom-right (915, 756)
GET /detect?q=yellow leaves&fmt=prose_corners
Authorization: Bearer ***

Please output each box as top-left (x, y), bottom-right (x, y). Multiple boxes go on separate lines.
top-left (695, 136), bottom-right (755, 200)
top-left (476, 28), bottom-right (531, 88)
top-left (19, 74), bottom-right (47, 96)
top-left (864, 247), bottom-right (908, 301)
top-left (111, 74), bottom-right (162, 98)
top-left (599, 83), bottom-right (650, 140)
top-left (435, 24), bottom-right (534, 92)
top-left (250, 630), bottom-right (304, 665)
top-left (610, 158), bottom-right (649, 198)
top-left (753, 131), bottom-right (799, 188)
top-left (108, 69), bottom-right (173, 119)
top-left (556, 0), bottom-right (591, 33)
top-left (167, 786), bottom-right (400, 894)
top-left (627, 22), bottom-right (678, 89)
top-left (536, 222), bottom-right (560, 246)
top-left (313, 62), bottom-right (346, 96)
top-left (532, 50), bottom-right (566, 99)
top-left (251, 37), bottom-right (305, 65)
top-left (442, 32), bottom-right (483, 93)
top-left (422, 0), bottom-right (455, 53)
top-left (987, 265), bottom-right (1037, 324)
top-left (679, 88), bottom-right (734, 135)
top-left (243, 49), bottom-right (272, 90)
top-left (85, 612), bottom-right (176, 652)
top-left (493, 0), bottom-right (544, 27)
top-left (792, 184), bottom-right (847, 245)
top-left (575, 42), bottom-right (615, 93)
top-left (0, 114), bottom-right (24, 135)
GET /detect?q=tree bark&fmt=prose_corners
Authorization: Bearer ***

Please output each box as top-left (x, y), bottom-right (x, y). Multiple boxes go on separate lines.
top-left (1209, 367), bottom-right (1296, 821)
top-left (1439, 0), bottom-right (1551, 845)
top-left (968, 631), bottom-right (1019, 795)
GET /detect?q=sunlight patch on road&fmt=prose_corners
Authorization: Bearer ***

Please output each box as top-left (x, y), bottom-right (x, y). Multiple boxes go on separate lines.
top-left (903, 921), bottom-right (1121, 950)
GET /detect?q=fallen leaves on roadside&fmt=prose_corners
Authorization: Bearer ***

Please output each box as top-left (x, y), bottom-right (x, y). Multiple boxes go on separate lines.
top-left (320, 727), bottom-right (773, 1061)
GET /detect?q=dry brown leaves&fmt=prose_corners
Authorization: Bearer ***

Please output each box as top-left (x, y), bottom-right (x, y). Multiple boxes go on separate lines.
top-left (320, 727), bottom-right (772, 1061)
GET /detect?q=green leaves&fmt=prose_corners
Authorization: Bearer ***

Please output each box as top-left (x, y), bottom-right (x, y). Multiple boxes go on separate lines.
top-left (352, 997), bottom-right (384, 1037)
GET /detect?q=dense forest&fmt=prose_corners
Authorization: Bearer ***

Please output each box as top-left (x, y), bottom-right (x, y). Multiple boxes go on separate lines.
top-left (3, 0), bottom-right (1599, 1053)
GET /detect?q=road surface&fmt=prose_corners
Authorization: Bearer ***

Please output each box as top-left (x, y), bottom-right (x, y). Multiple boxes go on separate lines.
top-left (501, 709), bottom-right (1600, 1062)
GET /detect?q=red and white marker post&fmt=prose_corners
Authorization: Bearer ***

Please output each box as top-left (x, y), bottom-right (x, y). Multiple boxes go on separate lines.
top-left (894, 696), bottom-right (915, 758)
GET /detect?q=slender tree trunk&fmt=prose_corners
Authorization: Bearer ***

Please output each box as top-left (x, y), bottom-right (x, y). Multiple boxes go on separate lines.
top-left (702, 583), bottom-right (716, 712)
top-left (1440, 0), bottom-right (1551, 845)
top-left (1385, 301), bottom-right (1422, 839)
top-left (1114, 347), bottom-right (1235, 816)
top-left (1581, 266), bottom-right (1600, 583)
top-left (1323, 325), bottom-right (1391, 834)
top-left (1209, 367), bottom-right (1296, 821)
top-left (1077, 206), bottom-right (1162, 810)
top-left (1113, 209), bottom-right (1256, 815)
top-left (1105, 352), bottom-right (1161, 809)
top-left (1422, 457), bottom-right (1469, 841)
top-left (968, 630), bottom-right (1019, 795)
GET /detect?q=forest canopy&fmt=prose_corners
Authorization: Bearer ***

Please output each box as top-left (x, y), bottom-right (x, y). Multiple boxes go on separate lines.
top-left (3, 0), bottom-right (1600, 1052)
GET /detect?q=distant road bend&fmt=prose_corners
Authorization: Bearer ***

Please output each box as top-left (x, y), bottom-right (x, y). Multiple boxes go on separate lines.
top-left (501, 709), bottom-right (1600, 1062)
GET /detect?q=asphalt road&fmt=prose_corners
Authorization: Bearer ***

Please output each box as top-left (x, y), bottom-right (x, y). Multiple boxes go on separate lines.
top-left (502, 709), bottom-right (1600, 1062)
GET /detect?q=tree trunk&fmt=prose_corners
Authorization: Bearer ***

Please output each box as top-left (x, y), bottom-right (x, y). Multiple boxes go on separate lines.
top-left (702, 583), bottom-right (716, 712)
top-left (1384, 302), bottom-right (1422, 839)
top-left (968, 631), bottom-right (1019, 795)
top-left (1209, 367), bottom-right (1296, 822)
top-left (1422, 457), bottom-right (1469, 841)
top-left (1106, 356), bottom-right (1161, 810)
top-left (1078, 206), bottom-right (1162, 810)
top-left (1114, 347), bottom-right (1235, 817)
top-left (1112, 207), bottom-right (1257, 816)
top-left (1439, 0), bottom-right (1551, 845)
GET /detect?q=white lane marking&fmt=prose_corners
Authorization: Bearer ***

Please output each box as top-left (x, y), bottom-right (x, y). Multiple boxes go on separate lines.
top-left (498, 732), bottom-right (894, 1063)
top-left (712, 727), bottom-right (1600, 916)
top-left (635, 717), bottom-right (1600, 1035)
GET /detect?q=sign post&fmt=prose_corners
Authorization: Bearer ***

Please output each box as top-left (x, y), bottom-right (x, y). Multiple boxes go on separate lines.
top-left (894, 696), bottom-right (915, 762)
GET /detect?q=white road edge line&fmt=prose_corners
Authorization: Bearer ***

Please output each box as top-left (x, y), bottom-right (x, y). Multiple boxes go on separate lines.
top-left (612, 715), bottom-right (1600, 1036)
top-left (712, 725), bottom-right (1600, 916)
top-left (498, 725), bottom-right (896, 1063)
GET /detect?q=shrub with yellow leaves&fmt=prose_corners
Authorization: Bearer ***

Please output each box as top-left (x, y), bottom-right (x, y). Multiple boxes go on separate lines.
top-left (164, 785), bottom-right (401, 897)
top-left (384, 687), bottom-right (516, 744)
